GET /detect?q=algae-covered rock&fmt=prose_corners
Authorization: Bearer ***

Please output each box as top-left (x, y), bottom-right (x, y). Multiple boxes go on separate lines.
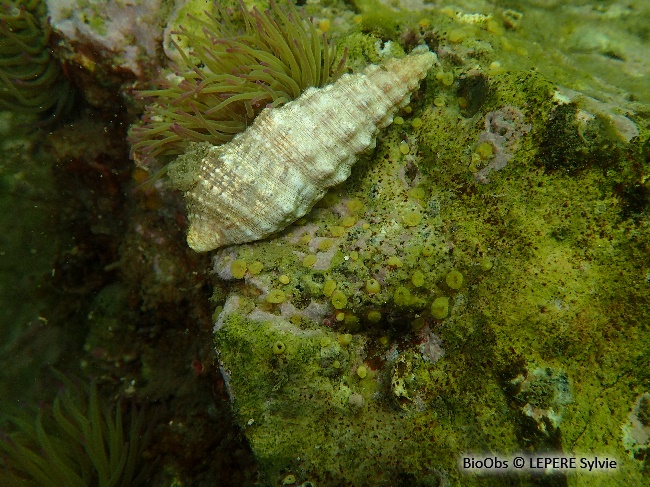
top-left (215, 303), bottom-right (459, 486)
top-left (207, 2), bottom-right (650, 485)
top-left (0, 0), bottom-right (642, 485)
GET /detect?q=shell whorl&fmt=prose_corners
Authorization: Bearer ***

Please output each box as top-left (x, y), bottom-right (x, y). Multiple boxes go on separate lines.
top-left (180, 50), bottom-right (435, 252)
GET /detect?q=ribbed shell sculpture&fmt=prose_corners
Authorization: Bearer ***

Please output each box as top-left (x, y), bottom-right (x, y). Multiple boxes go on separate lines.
top-left (129, 0), bottom-right (346, 162)
top-left (172, 48), bottom-right (435, 252)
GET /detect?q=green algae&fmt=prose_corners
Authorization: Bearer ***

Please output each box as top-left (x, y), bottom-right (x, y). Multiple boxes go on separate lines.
top-left (215, 311), bottom-right (458, 486)
top-left (430, 297), bottom-right (449, 320)
top-left (208, 10), bottom-right (650, 482)
top-left (0, 0), bottom-right (636, 484)
top-left (46, 0), bottom-right (643, 484)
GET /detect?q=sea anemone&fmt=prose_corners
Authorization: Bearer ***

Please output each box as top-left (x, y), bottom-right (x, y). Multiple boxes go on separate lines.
top-left (128, 0), bottom-right (347, 164)
top-left (0, 376), bottom-right (150, 486)
top-left (0, 0), bottom-right (74, 120)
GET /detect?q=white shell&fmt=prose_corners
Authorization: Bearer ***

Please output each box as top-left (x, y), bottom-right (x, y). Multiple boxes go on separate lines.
top-left (176, 49), bottom-right (435, 252)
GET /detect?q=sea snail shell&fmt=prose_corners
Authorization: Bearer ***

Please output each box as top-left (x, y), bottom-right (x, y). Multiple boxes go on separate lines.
top-left (171, 48), bottom-right (435, 252)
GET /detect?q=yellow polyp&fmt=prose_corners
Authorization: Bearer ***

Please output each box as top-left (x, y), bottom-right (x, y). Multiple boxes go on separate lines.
top-left (346, 199), bottom-right (364, 213)
top-left (132, 167), bottom-right (150, 184)
top-left (468, 157), bottom-right (480, 173)
top-left (393, 286), bottom-right (411, 306)
top-left (357, 365), bottom-right (368, 379)
top-left (282, 473), bottom-right (296, 485)
top-left (486, 18), bottom-right (504, 35)
top-left (290, 315), bottom-right (301, 325)
top-left (399, 141), bottom-right (410, 155)
top-left (349, 251), bottom-right (359, 261)
top-left (387, 256), bottom-right (403, 267)
top-left (412, 317), bottom-right (425, 332)
top-left (489, 61), bottom-right (504, 74)
top-left (448, 29), bottom-right (464, 44)
top-left (422, 244), bottom-right (434, 257)
top-left (362, 223), bottom-right (370, 230)
top-left (403, 210), bottom-right (422, 227)
top-left (379, 335), bottom-right (390, 346)
top-left (365, 278), bottom-right (381, 294)
top-left (457, 96), bottom-right (469, 109)
top-left (433, 96), bottom-right (446, 107)
top-left (230, 259), bottom-right (248, 279)
top-left (430, 296), bottom-right (449, 319)
top-left (320, 336), bottom-right (332, 347)
top-left (331, 290), bottom-right (348, 309)
top-left (318, 18), bottom-right (331, 33)
top-left (323, 279), bottom-right (337, 297)
top-left (299, 234), bottom-right (312, 245)
top-left (446, 270), bottom-right (464, 289)
top-left (408, 187), bottom-right (426, 200)
top-left (440, 7), bottom-right (454, 17)
top-left (266, 289), bottom-right (286, 304)
top-left (403, 106), bottom-right (413, 114)
top-left (333, 359), bottom-right (341, 368)
top-left (272, 341), bottom-right (286, 355)
top-left (418, 18), bottom-right (430, 28)
top-left (477, 142), bottom-right (494, 159)
top-left (441, 71), bottom-right (454, 86)
top-left (411, 117), bottom-right (423, 129)
top-left (411, 270), bottom-right (425, 287)
top-left (248, 261), bottom-right (263, 275)
top-left (303, 254), bottom-right (317, 267)
top-left (279, 274), bottom-right (290, 284)
top-left (367, 310), bottom-right (382, 323)
top-left (393, 116), bottom-right (404, 125)
top-left (341, 216), bottom-right (356, 227)
top-left (338, 333), bottom-right (353, 346)
top-left (321, 193), bottom-right (340, 207)
top-left (318, 238), bottom-right (334, 251)
top-left (344, 313), bottom-right (360, 330)
top-left (330, 225), bottom-right (345, 237)
top-left (480, 257), bottom-right (494, 271)
top-left (336, 312), bottom-right (345, 322)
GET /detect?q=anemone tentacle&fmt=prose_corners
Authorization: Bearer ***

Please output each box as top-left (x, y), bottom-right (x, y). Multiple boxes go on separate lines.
top-left (129, 0), bottom-right (347, 164)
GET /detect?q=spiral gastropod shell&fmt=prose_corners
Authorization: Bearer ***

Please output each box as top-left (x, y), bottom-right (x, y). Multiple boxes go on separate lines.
top-left (169, 48), bottom-right (435, 252)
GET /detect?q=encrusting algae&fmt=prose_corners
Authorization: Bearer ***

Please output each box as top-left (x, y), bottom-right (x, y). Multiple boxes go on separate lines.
top-left (116, 0), bottom-right (650, 485)
top-left (2, 0), bottom-right (649, 486)
top-left (203, 3), bottom-right (650, 481)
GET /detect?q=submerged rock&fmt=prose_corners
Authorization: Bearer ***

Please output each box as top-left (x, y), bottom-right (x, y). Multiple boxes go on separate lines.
top-left (210, 62), bottom-right (649, 485)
